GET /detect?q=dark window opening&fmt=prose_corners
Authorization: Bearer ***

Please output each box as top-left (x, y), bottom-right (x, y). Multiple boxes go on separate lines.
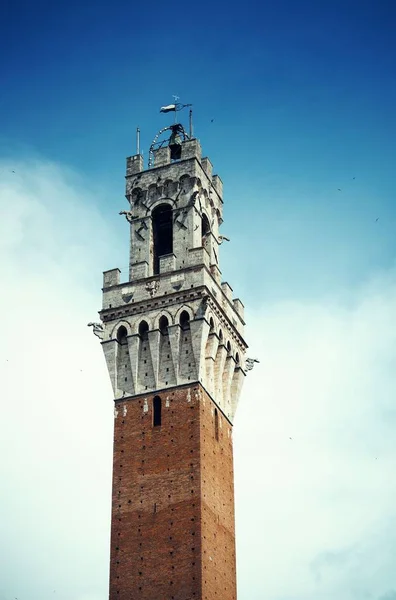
top-left (201, 213), bottom-right (210, 245)
top-left (138, 320), bottom-right (149, 341)
top-left (214, 409), bottom-right (219, 441)
top-left (235, 352), bottom-right (240, 364)
top-left (209, 318), bottom-right (214, 332)
top-left (117, 325), bottom-right (128, 345)
top-left (152, 203), bottom-right (173, 275)
top-left (159, 315), bottom-right (169, 335)
top-left (180, 310), bottom-right (190, 331)
top-left (153, 396), bottom-right (162, 427)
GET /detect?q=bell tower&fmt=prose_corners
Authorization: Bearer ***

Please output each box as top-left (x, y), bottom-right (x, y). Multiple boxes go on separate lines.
top-left (96, 110), bottom-right (248, 600)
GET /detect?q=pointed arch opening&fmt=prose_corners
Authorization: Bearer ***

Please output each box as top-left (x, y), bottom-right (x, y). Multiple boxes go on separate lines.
top-left (138, 320), bottom-right (149, 341)
top-left (152, 203), bottom-right (173, 275)
top-left (180, 310), bottom-right (190, 331)
top-left (159, 315), bottom-right (169, 335)
top-left (117, 325), bottom-right (128, 344)
top-left (153, 396), bottom-right (162, 427)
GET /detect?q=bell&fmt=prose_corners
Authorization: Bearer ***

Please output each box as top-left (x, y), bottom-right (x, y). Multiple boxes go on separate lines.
top-left (169, 143), bottom-right (182, 160)
top-left (169, 125), bottom-right (182, 160)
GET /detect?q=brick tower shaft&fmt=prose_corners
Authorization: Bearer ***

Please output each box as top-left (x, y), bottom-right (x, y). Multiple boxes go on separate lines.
top-left (110, 384), bottom-right (236, 600)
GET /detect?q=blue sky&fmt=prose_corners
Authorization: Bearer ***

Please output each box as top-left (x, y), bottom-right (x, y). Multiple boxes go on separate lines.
top-left (1, 2), bottom-right (396, 599)
top-left (1, 0), bottom-right (395, 306)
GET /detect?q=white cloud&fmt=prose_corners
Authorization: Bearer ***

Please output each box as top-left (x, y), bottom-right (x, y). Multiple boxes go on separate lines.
top-left (234, 268), bottom-right (396, 599)
top-left (0, 160), bottom-right (117, 600)
top-left (1, 159), bottom-right (395, 600)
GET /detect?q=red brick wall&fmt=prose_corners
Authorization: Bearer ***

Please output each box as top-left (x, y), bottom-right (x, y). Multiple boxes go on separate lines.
top-left (200, 397), bottom-right (236, 600)
top-left (109, 383), bottom-right (236, 600)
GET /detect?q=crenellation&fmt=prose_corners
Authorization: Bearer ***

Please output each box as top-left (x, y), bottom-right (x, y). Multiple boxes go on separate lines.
top-left (233, 297), bottom-right (244, 318)
top-left (221, 281), bottom-right (233, 301)
top-left (103, 268), bottom-right (121, 288)
top-left (159, 253), bottom-right (176, 273)
top-left (210, 263), bottom-right (222, 284)
top-left (126, 154), bottom-right (144, 176)
top-left (212, 174), bottom-right (223, 198)
top-left (188, 246), bottom-right (210, 268)
top-left (130, 260), bottom-right (149, 280)
top-left (180, 138), bottom-right (202, 161)
top-left (153, 146), bottom-right (170, 167)
top-left (101, 272), bottom-right (245, 339)
top-left (201, 156), bottom-right (213, 180)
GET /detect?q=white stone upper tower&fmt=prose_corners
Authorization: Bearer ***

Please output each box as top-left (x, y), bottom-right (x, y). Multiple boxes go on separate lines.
top-left (97, 123), bottom-right (248, 422)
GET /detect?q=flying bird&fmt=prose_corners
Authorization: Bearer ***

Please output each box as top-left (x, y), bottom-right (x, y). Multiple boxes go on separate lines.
top-left (337, 188), bottom-right (342, 191)
top-left (352, 177), bottom-right (356, 180)
top-left (211, 119), bottom-right (214, 123)
top-left (375, 218), bottom-right (379, 222)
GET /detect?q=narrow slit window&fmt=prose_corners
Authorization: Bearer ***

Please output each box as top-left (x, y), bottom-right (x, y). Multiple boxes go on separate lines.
top-left (214, 408), bottom-right (219, 441)
top-left (201, 213), bottom-right (210, 246)
top-left (153, 396), bottom-right (162, 427)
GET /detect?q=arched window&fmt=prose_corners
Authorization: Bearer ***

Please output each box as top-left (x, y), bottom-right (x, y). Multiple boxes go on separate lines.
top-left (117, 325), bottom-right (128, 345)
top-left (159, 315), bottom-right (169, 335)
top-left (227, 341), bottom-right (231, 355)
top-left (152, 203), bottom-right (173, 275)
top-left (235, 352), bottom-right (240, 364)
top-left (138, 320), bottom-right (149, 341)
top-left (153, 396), bottom-right (162, 427)
top-left (218, 329), bottom-right (223, 343)
top-left (201, 213), bottom-right (210, 245)
top-left (180, 310), bottom-right (190, 331)
top-left (214, 408), bottom-right (219, 441)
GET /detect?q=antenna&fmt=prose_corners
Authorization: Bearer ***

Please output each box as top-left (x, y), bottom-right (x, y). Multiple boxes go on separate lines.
top-left (189, 109), bottom-right (193, 138)
top-left (136, 127), bottom-right (140, 155)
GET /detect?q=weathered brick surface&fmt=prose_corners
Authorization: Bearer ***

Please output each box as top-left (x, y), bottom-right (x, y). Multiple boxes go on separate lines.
top-left (109, 383), bottom-right (236, 600)
top-left (201, 399), bottom-right (236, 600)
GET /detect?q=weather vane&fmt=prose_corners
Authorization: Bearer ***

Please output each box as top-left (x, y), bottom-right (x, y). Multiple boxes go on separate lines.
top-left (160, 96), bottom-right (193, 123)
top-left (144, 98), bottom-right (194, 168)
